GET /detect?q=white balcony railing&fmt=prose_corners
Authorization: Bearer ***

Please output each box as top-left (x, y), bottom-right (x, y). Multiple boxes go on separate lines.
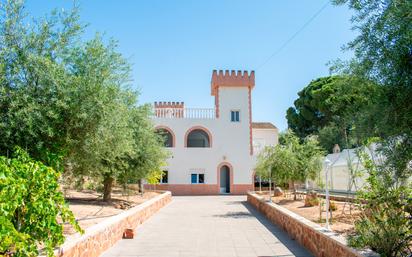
top-left (154, 108), bottom-right (216, 119)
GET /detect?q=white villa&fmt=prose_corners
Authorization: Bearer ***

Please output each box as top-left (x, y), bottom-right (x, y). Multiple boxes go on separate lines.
top-left (145, 70), bottom-right (278, 195)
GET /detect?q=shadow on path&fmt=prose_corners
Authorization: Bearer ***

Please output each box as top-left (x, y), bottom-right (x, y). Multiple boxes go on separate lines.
top-left (241, 201), bottom-right (312, 257)
top-left (212, 211), bottom-right (254, 219)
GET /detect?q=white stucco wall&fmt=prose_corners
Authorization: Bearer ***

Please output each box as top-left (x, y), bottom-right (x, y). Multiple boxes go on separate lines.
top-left (315, 164), bottom-right (368, 192)
top-left (153, 87), bottom-right (254, 185)
top-left (252, 128), bottom-right (279, 156)
top-left (308, 150), bottom-right (370, 192)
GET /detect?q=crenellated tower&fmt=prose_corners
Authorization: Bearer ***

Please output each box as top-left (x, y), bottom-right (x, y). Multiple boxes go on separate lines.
top-left (211, 70), bottom-right (255, 155)
top-left (211, 70), bottom-right (255, 96)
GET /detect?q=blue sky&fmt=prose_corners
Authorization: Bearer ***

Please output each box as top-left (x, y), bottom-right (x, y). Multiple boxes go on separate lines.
top-left (26, 0), bottom-right (355, 131)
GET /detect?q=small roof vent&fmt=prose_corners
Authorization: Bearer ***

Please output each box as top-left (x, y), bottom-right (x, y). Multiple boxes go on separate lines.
top-left (333, 144), bottom-right (341, 153)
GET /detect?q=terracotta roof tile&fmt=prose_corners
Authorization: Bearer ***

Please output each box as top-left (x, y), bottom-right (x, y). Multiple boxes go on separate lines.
top-left (252, 122), bottom-right (278, 130)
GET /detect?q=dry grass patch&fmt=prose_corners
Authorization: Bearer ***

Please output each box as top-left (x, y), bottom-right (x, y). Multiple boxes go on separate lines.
top-left (258, 192), bottom-right (361, 236)
top-left (63, 189), bottom-right (160, 235)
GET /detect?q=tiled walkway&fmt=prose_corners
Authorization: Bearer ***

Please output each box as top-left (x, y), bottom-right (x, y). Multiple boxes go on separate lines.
top-left (101, 195), bottom-right (312, 257)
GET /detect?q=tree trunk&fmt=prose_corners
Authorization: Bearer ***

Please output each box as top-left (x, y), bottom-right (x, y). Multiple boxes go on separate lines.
top-left (138, 179), bottom-right (144, 196)
top-left (291, 181), bottom-right (297, 200)
top-left (288, 181), bottom-right (293, 199)
top-left (103, 176), bottom-right (114, 202)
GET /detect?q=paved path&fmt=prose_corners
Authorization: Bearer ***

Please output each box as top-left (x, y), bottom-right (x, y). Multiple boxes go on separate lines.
top-left (101, 195), bottom-right (312, 257)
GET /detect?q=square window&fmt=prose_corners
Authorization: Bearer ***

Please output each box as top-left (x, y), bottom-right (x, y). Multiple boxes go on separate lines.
top-left (161, 170), bottom-right (168, 184)
top-left (230, 110), bottom-right (240, 122)
top-left (191, 173), bottom-right (205, 184)
top-left (198, 174), bottom-right (204, 183)
top-left (191, 174), bottom-right (197, 184)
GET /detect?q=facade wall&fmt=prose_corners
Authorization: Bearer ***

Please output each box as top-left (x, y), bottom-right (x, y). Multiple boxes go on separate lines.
top-left (145, 184), bottom-right (254, 196)
top-left (149, 70), bottom-right (278, 195)
top-left (151, 87), bottom-right (254, 195)
top-left (252, 128), bottom-right (278, 156)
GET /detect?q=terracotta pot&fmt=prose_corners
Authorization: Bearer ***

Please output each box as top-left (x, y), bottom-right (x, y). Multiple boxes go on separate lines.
top-left (123, 228), bottom-right (134, 239)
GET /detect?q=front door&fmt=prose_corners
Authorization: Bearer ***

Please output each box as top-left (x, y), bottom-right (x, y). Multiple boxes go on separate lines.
top-left (220, 165), bottom-right (230, 193)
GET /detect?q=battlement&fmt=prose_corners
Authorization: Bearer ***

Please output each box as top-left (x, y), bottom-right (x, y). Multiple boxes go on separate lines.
top-left (211, 70), bottom-right (255, 96)
top-left (154, 102), bottom-right (185, 118)
top-left (154, 101), bottom-right (184, 109)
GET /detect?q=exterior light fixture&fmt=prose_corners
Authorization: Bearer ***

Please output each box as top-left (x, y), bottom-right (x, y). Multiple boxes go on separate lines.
top-left (324, 158), bottom-right (332, 230)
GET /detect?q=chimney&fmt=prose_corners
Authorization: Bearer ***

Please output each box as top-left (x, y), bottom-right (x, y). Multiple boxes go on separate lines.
top-left (333, 144), bottom-right (341, 153)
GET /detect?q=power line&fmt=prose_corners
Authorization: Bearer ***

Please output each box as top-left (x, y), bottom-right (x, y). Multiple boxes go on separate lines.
top-left (256, 1), bottom-right (330, 70)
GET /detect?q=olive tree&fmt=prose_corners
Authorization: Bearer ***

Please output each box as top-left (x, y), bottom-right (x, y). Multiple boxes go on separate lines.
top-left (349, 147), bottom-right (412, 256)
top-left (256, 130), bottom-right (324, 199)
top-left (331, 1), bottom-right (412, 255)
top-left (0, 0), bottom-right (168, 201)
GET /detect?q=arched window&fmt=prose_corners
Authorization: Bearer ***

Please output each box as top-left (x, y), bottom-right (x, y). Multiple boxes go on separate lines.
top-left (186, 129), bottom-right (211, 147)
top-left (156, 128), bottom-right (174, 147)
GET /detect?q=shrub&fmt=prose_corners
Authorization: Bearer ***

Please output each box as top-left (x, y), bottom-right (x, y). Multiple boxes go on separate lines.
top-left (304, 192), bottom-right (320, 207)
top-left (348, 150), bottom-right (412, 256)
top-left (0, 148), bottom-right (83, 257)
top-left (329, 201), bottom-right (337, 211)
top-left (74, 178), bottom-right (85, 191)
top-left (85, 179), bottom-right (100, 191)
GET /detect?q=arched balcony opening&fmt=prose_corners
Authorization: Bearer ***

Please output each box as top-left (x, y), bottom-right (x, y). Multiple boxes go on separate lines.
top-left (185, 127), bottom-right (212, 148)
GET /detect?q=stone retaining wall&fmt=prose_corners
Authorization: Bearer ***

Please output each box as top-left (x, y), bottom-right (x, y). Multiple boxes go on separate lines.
top-left (56, 191), bottom-right (172, 257)
top-left (317, 194), bottom-right (356, 203)
top-left (247, 192), bottom-right (377, 257)
top-left (296, 190), bottom-right (357, 203)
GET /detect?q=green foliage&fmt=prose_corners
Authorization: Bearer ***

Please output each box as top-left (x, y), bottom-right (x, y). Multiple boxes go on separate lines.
top-left (335, 0), bottom-right (412, 135)
top-left (145, 168), bottom-right (165, 185)
top-left (348, 149), bottom-right (412, 256)
top-left (304, 194), bottom-right (320, 207)
top-left (317, 123), bottom-right (346, 152)
top-left (332, 0), bottom-right (412, 147)
top-left (255, 144), bottom-right (297, 184)
top-left (67, 38), bottom-right (168, 200)
top-left (0, 147), bottom-right (83, 257)
top-left (286, 76), bottom-right (380, 152)
top-left (329, 201), bottom-right (337, 212)
top-left (298, 135), bottom-right (326, 182)
top-left (0, 0), bottom-right (168, 201)
top-left (256, 130), bottom-right (324, 188)
top-left (287, 76), bottom-right (345, 137)
top-left (115, 105), bottom-right (169, 190)
top-left (327, 2), bottom-right (412, 254)
top-left (0, 0), bottom-right (84, 164)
